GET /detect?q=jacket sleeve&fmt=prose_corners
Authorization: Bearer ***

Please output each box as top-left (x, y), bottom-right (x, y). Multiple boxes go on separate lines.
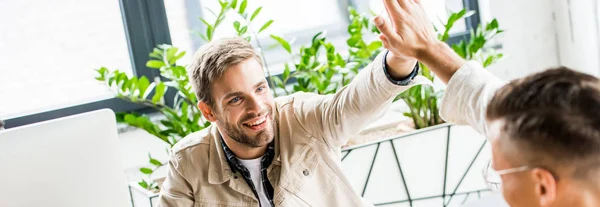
top-left (157, 152), bottom-right (194, 207)
top-left (293, 51), bottom-right (430, 149)
top-left (439, 61), bottom-right (508, 138)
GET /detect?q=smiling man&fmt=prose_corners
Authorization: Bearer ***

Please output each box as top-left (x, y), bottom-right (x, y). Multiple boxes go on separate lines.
top-left (157, 33), bottom-right (427, 205)
top-left (374, 0), bottom-right (600, 206)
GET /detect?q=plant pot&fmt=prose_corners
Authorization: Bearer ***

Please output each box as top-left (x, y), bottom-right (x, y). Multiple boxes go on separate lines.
top-left (341, 123), bottom-right (493, 207)
top-left (128, 177), bottom-right (164, 207)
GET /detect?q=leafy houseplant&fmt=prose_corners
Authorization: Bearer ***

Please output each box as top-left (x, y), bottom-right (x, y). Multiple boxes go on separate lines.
top-left (268, 8), bottom-right (383, 96)
top-left (268, 8), bottom-right (503, 130)
top-left (96, 0), bottom-right (278, 192)
top-left (95, 0), bottom-right (503, 193)
top-left (194, 0), bottom-right (277, 88)
top-left (96, 44), bottom-right (207, 191)
top-left (395, 10), bottom-right (503, 129)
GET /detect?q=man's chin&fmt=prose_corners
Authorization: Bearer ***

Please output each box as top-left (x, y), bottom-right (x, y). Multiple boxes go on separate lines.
top-left (245, 132), bottom-right (273, 147)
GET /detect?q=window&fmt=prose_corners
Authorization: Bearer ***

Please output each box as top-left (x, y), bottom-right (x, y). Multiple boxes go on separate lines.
top-left (3, 0), bottom-right (171, 128)
top-left (354, 0), bottom-right (471, 35)
top-left (166, 0), bottom-right (480, 74)
top-left (0, 0), bottom-right (132, 119)
top-left (165, 0), bottom-right (349, 71)
top-left (4, 0), bottom-right (480, 128)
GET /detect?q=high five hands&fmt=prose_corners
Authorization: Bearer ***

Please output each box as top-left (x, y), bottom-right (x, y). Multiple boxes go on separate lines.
top-left (375, 0), bottom-right (467, 83)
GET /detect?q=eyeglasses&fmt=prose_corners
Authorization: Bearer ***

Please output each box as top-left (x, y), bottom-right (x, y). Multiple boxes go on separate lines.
top-left (482, 160), bottom-right (532, 192)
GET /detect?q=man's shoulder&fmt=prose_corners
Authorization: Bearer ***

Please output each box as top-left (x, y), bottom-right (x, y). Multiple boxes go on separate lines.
top-left (171, 126), bottom-right (213, 155)
top-left (275, 92), bottom-right (328, 108)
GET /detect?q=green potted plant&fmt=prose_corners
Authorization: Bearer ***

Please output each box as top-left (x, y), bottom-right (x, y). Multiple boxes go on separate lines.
top-left (340, 9), bottom-right (503, 147)
top-left (395, 10), bottom-right (503, 129)
top-left (96, 0), bottom-right (277, 206)
top-left (96, 43), bottom-right (207, 206)
top-left (95, 0), bottom-right (502, 205)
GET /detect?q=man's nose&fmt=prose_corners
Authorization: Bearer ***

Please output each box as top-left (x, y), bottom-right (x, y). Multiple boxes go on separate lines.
top-left (246, 96), bottom-right (265, 114)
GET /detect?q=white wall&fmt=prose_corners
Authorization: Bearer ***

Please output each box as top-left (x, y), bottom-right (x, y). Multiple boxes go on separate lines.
top-left (480, 0), bottom-right (600, 80)
top-left (553, 0), bottom-right (600, 76)
top-left (480, 0), bottom-right (561, 80)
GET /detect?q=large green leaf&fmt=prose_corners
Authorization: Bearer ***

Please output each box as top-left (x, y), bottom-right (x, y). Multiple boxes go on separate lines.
top-left (146, 60), bottom-right (164, 69)
top-left (200, 18), bottom-right (212, 28)
top-left (233, 21), bottom-right (241, 31)
top-left (140, 167), bottom-right (153, 175)
top-left (259, 20), bottom-right (273, 33)
top-left (152, 82), bottom-right (166, 104)
top-left (206, 26), bottom-right (214, 41)
top-left (367, 41), bottom-right (382, 52)
top-left (272, 76), bottom-right (284, 88)
top-left (166, 47), bottom-right (178, 62)
top-left (486, 19), bottom-right (499, 31)
top-left (238, 0), bottom-right (247, 14)
top-left (283, 64), bottom-right (291, 80)
top-left (270, 35), bottom-right (291, 54)
top-left (149, 157), bottom-right (162, 167)
top-left (250, 7), bottom-right (262, 21)
top-left (142, 82), bottom-right (157, 100)
top-left (442, 9), bottom-right (473, 41)
top-left (137, 76), bottom-right (150, 99)
top-left (347, 35), bottom-right (361, 47)
top-left (138, 180), bottom-right (149, 189)
top-left (180, 101), bottom-right (190, 121)
top-left (95, 67), bottom-right (108, 81)
top-left (171, 51), bottom-right (186, 65)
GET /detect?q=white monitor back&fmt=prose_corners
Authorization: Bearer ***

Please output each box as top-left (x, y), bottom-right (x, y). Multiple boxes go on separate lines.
top-left (0, 109), bottom-right (129, 207)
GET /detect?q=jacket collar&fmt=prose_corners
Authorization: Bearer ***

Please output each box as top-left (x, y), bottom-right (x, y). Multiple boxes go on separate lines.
top-left (208, 125), bottom-right (232, 184)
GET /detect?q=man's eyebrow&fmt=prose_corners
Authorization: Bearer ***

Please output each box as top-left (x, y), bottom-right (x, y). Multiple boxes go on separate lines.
top-left (221, 81), bottom-right (267, 102)
top-left (254, 80), bottom-right (267, 88)
top-left (222, 91), bottom-right (243, 101)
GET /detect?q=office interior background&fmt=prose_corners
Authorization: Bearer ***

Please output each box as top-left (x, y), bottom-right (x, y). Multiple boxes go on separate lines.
top-left (1, 0), bottom-right (599, 206)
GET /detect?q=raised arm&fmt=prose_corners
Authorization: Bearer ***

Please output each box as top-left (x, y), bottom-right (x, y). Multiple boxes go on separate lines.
top-left (292, 51), bottom-right (429, 149)
top-left (375, 0), bottom-right (507, 137)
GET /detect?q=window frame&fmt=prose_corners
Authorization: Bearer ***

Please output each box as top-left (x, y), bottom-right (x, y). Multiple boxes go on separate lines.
top-left (4, 0), bottom-right (481, 128)
top-left (4, 0), bottom-right (172, 128)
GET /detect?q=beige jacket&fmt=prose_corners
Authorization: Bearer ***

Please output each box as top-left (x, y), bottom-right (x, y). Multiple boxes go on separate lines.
top-left (439, 61), bottom-right (507, 138)
top-left (157, 52), bottom-right (428, 207)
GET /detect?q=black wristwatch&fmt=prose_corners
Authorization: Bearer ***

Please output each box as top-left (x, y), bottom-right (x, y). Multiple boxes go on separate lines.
top-left (382, 50), bottom-right (420, 86)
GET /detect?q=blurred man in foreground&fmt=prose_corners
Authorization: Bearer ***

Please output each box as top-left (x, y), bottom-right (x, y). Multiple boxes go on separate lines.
top-left (376, 0), bottom-right (600, 206)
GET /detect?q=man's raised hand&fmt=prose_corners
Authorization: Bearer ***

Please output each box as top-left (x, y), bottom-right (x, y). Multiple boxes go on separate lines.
top-left (374, 0), bottom-right (438, 60)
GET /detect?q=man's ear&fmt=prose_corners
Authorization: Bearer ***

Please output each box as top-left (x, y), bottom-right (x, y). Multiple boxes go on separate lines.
top-left (533, 168), bottom-right (557, 206)
top-left (198, 101), bottom-right (217, 122)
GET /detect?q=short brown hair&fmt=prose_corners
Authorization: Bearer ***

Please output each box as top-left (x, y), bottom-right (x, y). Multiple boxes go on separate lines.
top-left (188, 37), bottom-right (262, 107)
top-left (486, 67), bottom-right (600, 177)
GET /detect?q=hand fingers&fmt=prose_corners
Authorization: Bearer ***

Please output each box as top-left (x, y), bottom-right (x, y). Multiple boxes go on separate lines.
top-left (379, 34), bottom-right (391, 49)
top-left (398, 0), bottom-right (415, 10)
top-left (383, 0), bottom-right (404, 21)
top-left (373, 15), bottom-right (399, 41)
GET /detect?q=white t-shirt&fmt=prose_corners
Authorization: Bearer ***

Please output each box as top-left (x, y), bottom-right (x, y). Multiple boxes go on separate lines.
top-left (237, 156), bottom-right (271, 207)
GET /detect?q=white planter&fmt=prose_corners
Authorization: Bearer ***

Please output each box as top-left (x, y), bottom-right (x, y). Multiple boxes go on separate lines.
top-left (342, 123), bottom-right (493, 207)
top-left (128, 178), bottom-right (163, 207)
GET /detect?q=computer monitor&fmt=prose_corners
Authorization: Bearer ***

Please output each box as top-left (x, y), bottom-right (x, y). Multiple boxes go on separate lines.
top-left (0, 109), bottom-right (129, 207)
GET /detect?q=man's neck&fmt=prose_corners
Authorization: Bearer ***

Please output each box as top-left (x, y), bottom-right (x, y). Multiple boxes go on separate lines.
top-left (559, 181), bottom-right (600, 207)
top-left (220, 133), bottom-right (267, 160)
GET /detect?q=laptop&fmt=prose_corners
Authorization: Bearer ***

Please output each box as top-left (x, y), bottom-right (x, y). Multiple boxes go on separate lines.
top-left (0, 109), bottom-right (129, 207)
